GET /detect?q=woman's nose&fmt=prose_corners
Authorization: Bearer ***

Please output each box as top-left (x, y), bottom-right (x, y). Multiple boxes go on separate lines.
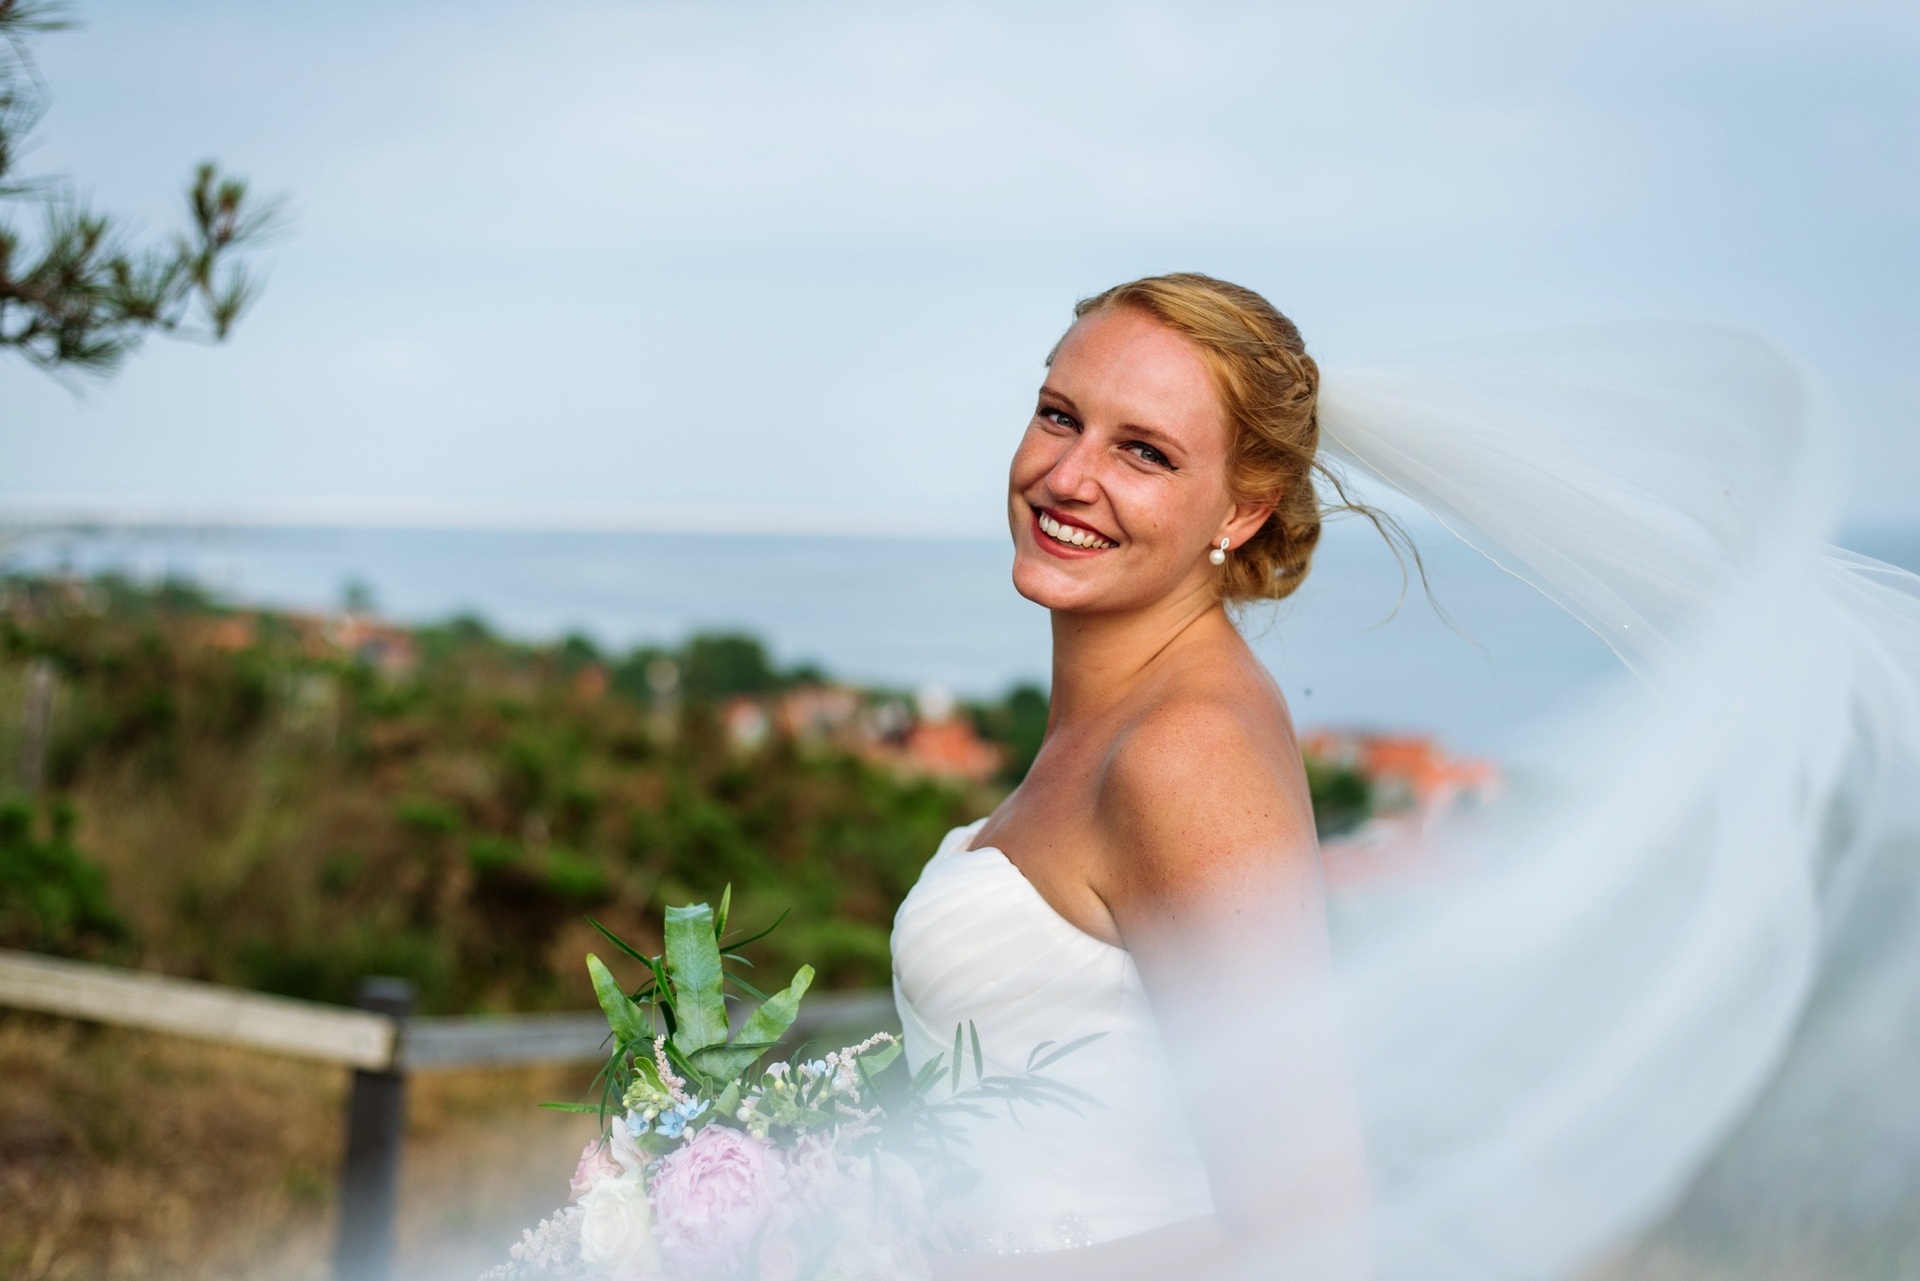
top-left (1046, 437), bottom-right (1102, 504)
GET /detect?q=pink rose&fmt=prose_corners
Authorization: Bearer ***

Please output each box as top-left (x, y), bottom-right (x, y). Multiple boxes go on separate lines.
top-left (571, 1139), bottom-right (625, 1203)
top-left (648, 1125), bottom-right (789, 1266)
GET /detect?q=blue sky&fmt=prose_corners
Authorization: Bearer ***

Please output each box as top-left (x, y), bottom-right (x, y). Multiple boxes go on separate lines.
top-left (3, 0), bottom-right (1917, 532)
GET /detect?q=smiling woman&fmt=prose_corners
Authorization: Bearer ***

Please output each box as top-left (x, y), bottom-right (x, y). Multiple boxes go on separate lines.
top-left (1010, 274), bottom-right (1391, 615)
top-left (896, 273), bottom-right (1372, 1274)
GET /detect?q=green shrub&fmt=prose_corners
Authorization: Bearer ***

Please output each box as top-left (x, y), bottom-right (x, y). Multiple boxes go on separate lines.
top-left (466, 836), bottom-right (520, 873)
top-left (1305, 757), bottom-right (1373, 837)
top-left (0, 798), bottom-right (128, 957)
top-left (541, 847), bottom-right (611, 902)
top-left (396, 797), bottom-right (462, 837)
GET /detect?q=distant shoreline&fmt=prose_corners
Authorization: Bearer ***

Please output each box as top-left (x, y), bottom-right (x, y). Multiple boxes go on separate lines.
top-left (0, 498), bottom-right (1003, 541)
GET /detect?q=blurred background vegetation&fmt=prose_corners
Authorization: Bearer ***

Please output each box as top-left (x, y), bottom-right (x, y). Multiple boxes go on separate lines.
top-left (0, 570), bottom-right (1371, 1016)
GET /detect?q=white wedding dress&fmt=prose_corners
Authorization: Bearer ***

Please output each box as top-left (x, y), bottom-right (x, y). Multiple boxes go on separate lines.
top-left (885, 323), bottom-right (1920, 1279)
top-left (890, 819), bottom-right (1215, 1251)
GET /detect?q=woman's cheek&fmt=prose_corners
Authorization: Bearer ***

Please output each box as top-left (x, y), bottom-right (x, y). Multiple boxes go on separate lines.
top-left (1008, 428), bottom-right (1058, 489)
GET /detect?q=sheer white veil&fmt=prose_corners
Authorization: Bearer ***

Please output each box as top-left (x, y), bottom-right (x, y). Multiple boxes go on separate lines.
top-left (1279, 322), bottom-right (1920, 1279)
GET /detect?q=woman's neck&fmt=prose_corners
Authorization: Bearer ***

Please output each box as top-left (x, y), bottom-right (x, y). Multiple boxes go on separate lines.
top-left (1047, 581), bottom-right (1229, 727)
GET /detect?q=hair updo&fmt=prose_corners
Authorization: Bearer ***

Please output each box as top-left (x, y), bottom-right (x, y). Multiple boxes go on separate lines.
top-left (1053, 272), bottom-right (1334, 603)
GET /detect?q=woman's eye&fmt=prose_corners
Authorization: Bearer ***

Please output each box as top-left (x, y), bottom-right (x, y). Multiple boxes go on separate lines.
top-left (1127, 442), bottom-right (1174, 469)
top-left (1039, 408), bottom-right (1078, 430)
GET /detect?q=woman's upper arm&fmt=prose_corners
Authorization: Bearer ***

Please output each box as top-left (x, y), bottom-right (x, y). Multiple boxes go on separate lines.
top-left (1095, 699), bottom-right (1369, 1242)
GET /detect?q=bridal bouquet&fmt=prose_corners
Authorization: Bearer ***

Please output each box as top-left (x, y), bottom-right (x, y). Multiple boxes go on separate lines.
top-left (483, 890), bottom-right (1097, 1281)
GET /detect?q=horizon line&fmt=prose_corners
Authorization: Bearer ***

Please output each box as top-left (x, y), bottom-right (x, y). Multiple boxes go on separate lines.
top-left (0, 496), bottom-right (1006, 541)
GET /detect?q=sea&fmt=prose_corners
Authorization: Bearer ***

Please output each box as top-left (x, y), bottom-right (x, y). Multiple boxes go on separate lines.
top-left (5, 520), bottom-right (1917, 767)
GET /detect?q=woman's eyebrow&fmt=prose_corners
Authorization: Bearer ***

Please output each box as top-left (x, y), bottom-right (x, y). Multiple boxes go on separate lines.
top-left (1117, 420), bottom-right (1184, 455)
top-left (1037, 384), bottom-right (1079, 413)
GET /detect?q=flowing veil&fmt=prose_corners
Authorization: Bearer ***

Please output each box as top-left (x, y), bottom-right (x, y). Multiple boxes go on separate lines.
top-left (1262, 322), bottom-right (1920, 1279)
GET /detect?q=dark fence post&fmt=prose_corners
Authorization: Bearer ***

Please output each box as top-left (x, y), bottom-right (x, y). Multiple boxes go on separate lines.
top-left (334, 977), bottom-right (414, 1281)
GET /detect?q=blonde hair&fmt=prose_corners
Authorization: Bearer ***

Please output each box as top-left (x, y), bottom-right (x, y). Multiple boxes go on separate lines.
top-left (1053, 272), bottom-right (1381, 604)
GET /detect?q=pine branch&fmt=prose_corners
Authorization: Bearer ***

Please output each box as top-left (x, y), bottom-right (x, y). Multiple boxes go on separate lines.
top-left (0, 1), bottom-right (286, 377)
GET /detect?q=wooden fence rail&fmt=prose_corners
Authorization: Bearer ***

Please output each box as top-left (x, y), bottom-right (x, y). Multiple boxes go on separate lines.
top-left (0, 946), bottom-right (396, 1067)
top-left (0, 948), bottom-right (896, 1281)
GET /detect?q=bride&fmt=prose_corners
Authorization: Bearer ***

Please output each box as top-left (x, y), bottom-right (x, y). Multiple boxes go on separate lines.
top-left (889, 273), bottom-right (1920, 1279)
top-left (893, 274), bottom-right (1370, 1274)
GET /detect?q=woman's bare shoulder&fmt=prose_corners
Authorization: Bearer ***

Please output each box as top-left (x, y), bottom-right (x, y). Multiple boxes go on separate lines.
top-left (1108, 644), bottom-right (1297, 795)
top-left (1093, 671), bottom-right (1312, 906)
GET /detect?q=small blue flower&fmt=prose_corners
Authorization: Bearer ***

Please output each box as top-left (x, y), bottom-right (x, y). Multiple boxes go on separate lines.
top-left (654, 1096), bottom-right (709, 1139)
top-left (624, 1111), bottom-right (650, 1138)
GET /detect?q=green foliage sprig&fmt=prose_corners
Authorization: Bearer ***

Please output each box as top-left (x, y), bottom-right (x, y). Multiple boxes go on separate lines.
top-left (0, 1), bottom-right (283, 376)
top-left (553, 888), bottom-right (1105, 1185)
top-left (557, 887), bottom-right (818, 1138)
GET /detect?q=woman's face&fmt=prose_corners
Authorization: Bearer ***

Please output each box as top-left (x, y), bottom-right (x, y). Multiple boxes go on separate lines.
top-left (1008, 306), bottom-right (1257, 615)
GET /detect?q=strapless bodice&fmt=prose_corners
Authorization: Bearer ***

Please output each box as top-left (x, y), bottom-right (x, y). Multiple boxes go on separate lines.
top-left (890, 819), bottom-right (1215, 1251)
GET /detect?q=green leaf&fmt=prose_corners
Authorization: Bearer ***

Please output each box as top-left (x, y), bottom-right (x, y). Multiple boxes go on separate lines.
top-left (861, 1039), bottom-right (902, 1075)
top-left (718, 908), bottom-right (790, 953)
top-left (598, 1068), bottom-right (618, 1130)
top-left (699, 964), bottom-right (815, 1082)
top-left (1027, 1031), bottom-right (1107, 1073)
top-left (664, 903), bottom-right (729, 1055)
top-left (740, 964), bottom-right (813, 1044)
top-left (587, 916), bottom-right (657, 968)
top-left (661, 1036), bottom-right (699, 1079)
top-left (909, 1055), bottom-right (947, 1099)
top-left (950, 1024), bottom-right (964, 1095)
top-left (969, 1020), bottom-right (984, 1081)
top-left (714, 1078), bottom-right (742, 1118)
top-left (646, 957), bottom-right (673, 1033)
top-left (538, 1101), bottom-right (606, 1114)
top-left (587, 954), bottom-right (649, 1045)
top-left (724, 972), bottom-right (770, 1002)
top-left (855, 1039), bottom-right (902, 1095)
top-left (716, 884), bottom-right (732, 939)
top-left (689, 1039), bottom-right (774, 1073)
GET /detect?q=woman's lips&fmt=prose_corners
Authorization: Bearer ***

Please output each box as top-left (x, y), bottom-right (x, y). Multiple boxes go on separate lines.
top-left (1031, 507), bottom-right (1117, 558)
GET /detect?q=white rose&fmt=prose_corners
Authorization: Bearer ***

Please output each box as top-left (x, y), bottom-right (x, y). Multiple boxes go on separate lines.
top-left (577, 1175), bottom-right (658, 1275)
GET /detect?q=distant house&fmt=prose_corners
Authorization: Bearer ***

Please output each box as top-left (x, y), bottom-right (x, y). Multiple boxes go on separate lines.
top-left (775, 684), bottom-right (862, 744)
top-left (1301, 728), bottom-right (1501, 819)
top-left (1303, 728), bottom-right (1502, 881)
top-left (738, 683), bottom-right (1001, 783)
top-left (278, 610), bottom-right (420, 678)
top-left (571, 663), bottom-right (610, 702)
top-left (330, 614), bottom-right (420, 679)
top-left (197, 614), bottom-right (258, 652)
top-left (721, 696), bottom-right (773, 751)
top-left (896, 716), bottom-right (1001, 784)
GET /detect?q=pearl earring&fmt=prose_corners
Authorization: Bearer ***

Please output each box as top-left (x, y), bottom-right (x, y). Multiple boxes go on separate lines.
top-left (1209, 538), bottom-right (1229, 566)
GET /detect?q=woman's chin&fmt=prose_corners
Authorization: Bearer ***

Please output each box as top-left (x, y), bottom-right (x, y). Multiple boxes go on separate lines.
top-left (1012, 555), bottom-right (1126, 613)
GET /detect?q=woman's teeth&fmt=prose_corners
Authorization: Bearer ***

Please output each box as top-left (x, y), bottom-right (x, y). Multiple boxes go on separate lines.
top-left (1038, 512), bottom-right (1117, 549)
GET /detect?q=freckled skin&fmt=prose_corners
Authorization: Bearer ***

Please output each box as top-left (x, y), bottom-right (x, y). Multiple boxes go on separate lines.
top-left (938, 306), bottom-right (1369, 1281)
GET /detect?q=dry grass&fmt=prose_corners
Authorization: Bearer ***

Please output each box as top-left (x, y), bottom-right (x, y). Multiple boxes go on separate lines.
top-left (0, 1013), bottom-right (599, 1281)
